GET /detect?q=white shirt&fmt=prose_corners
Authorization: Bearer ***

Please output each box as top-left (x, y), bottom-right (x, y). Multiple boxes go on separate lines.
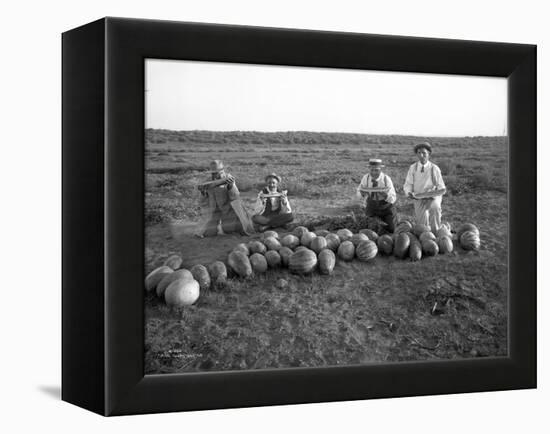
top-left (403, 161), bottom-right (446, 196)
top-left (356, 172), bottom-right (397, 204)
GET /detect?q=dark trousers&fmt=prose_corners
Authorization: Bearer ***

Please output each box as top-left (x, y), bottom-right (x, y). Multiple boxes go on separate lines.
top-left (203, 209), bottom-right (244, 237)
top-left (365, 201), bottom-right (397, 233)
top-left (252, 212), bottom-right (294, 229)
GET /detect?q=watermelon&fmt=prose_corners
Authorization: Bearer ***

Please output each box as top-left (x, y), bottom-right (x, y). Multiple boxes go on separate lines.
top-left (337, 241), bottom-right (355, 261)
top-left (336, 228), bottom-right (353, 242)
top-left (265, 250), bottom-right (282, 268)
top-left (156, 268), bottom-right (194, 297)
top-left (300, 231), bottom-right (317, 248)
top-left (295, 246), bottom-right (309, 252)
top-left (356, 240), bottom-right (378, 262)
top-left (262, 230), bottom-right (279, 240)
top-left (232, 243), bottom-right (250, 256)
top-left (436, 226), bottom-right (452, 239)
top-left (145, 266), bottom-right (173, 293)
top-left (289, 249), bottom-right (318, 275)
top-left (264, 236), bottom-right (282, 251)
top-left (292, 226), bottom-right (309, 238)
top-left (318, 249), bottom-right (336, 275)
top-left (247, 240), bottom-right (267, 255)
top-left (460, 231), bottom-right (480, 250)
top-left (278, 246), bottom-right (294, 267)
top-left (438, 236), bottom-right (454, 254)
top-left (351, 233), bottom-right (370, 246)
top-left (281, 234), bottom-right (300, 249)
top-left (412, 224), bottom-right (431, 237)
top-left (377, 234), bottom-right (393, 255)
top-left (394, 233), bottom-right (410, 259)
top-left (409, 241), bottom-right (422, 261)
top-left (325, 233), bottom-right (341, 251)
top-left (457, 223), bottom-right (480, 240)
top-left (310, 236), bottom-right (328, 254)
top-left (208, 261), bottom-right (227, 287)
top-left (165, 279), bottom-right (200, 307)
top-left (394, 222), bottom-right (412, 235)
top-left (227, 251), bottom-right (253, 278)
top-left (250, 253), bottom-right (268, 274)
top-left (190, 264), bottom-right (211, 291)
top-left (163, 254), bottom-right (182, 270)
top-left (359, 228), bottom-right (379, 242)
top-left (315, 229), bottom-right (330, 237)
top-left (422, 239), bottom-right (439, 256)
top-left (419, 231), bottom-right (436, 244)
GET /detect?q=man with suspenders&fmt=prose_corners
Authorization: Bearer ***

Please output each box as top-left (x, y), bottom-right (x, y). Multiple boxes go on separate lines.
top-left (403, 142), bottom-right (447, 232)
top-left (356, 158), bottom-right (397, 233)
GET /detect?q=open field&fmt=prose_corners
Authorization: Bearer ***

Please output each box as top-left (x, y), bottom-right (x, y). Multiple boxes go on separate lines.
top-left (144, 129), bottom-right (508, 374)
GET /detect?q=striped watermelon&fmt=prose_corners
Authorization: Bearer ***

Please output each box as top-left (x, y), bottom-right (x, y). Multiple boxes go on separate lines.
top-left (247, 240), bottom-right (267, 255)
top-left (227, 251), bottom-right (253, 278)
top-left (262, 230), bottom-right (279, 240)
top-left (310, 236), bottom-right (328, 254)
top-left (356, 240), bottom-right (378, 262)
top-left (278, 246), bottom-right (294, 267)
top-left (394, 233), bottom-right (410, 259)
top-left (419, 231), bottom-right (436, 244)
top-left (460, 231), bottom-right (480, 250)
top-left (145, 265), bottom-right (173, 293)
top-left (436, 226), bottom-right (452, 239)
top-left (422, 239), bottom-right (439, 256)
top-left (438, 236), bottom-right (454, 253)
top-left (163, 254), bottom-right (182, 270)
top-left (250, 253), bottom-right (268, 274)
top-left (336, 228), bottom-right (353, 242)
top-left (208, 261), bottom-right (227, 287)
top-left (359, 228), bottom-right (379, 242)
top-left (315, 229), bottom-right (330, 237)
top-left (412, 224), bottom-right (431, 237)
top-left (394, 222), bottom-right (412, 235)
top-left (301, 231), bottom-right (317, 248)
top-left (292, 226), bottom-right (309, 238)
top-left (156, 269), bottom-right (194, 297)
top-left (325, 233), bottom-right (341, 251)
top-left (289, 248), bottom-right (318, 275)
top-left (265, 250), bottom-right (282, 268)
top-left (351, 233), bottom-right (370, 246)
top-left (409, 241), bottom-right (422, 261)
top-left (337, 241), bottom-right (355, 261)
top-left (232, 243), bottom-right (250, 256)
top-left (190, 264), bottom-right (211, 291)
top-left (318, 249), bottom-right (336, 275)
top-left (281, 234), bottom-right (300, 249)
top-left (457, 223), bottom-right (480, 240)
top-left (377, 234), bottom-right (393, 255)
top-left (264, 236), bottom-right (282, 251)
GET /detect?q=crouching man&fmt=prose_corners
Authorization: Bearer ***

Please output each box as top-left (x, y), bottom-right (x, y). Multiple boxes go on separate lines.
top-left (356, 158), bottom-right (397, 233)
top-left (195, 160), bottom-right (255, 237)
top-left (252, 173), bottom-right (294, 232)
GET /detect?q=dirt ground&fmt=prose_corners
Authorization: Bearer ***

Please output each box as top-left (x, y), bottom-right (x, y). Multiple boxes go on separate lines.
top-left (144, 131), bottom-right (508, 374)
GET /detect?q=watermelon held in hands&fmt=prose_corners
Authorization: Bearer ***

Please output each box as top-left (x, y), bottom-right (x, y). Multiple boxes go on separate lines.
top-left (289, 248), bottom-right (318, 275)
top-left (265, 250), bottom-right (282, 268)
top-left (460, 231), bottom-right (480, 250)
top-left (250, 253), bottom-right (268, 273)
top-left (337, 240), bottom-right (355, 261)
top-left (318, 249), bottom-right (336, 275)
top-left (355, 240), bottom-right (378, 262)
top-left (394, 233), bottom-right (410, 259)
top-left (438, 236), bottom-right (454, 254)
top-left (227, 251), bottom-right (253, 278)
top-left (377, 234), bottom-right (393, 255)
top-left (310, 236), bottom-right (328, 254)
top-left (165, 278), bottom-right (200, 307)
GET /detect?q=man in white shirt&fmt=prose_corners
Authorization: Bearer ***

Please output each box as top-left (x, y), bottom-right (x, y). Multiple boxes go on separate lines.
top-left (356, 159), bottom-right (397, 233)
top-left (403, 142), bottom-right (447, 232)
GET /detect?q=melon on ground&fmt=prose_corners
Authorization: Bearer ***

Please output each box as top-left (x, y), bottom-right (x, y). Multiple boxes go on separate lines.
top-left (247, 240), bottom-right (267, 255)
top-left (377, 234), bottom-right (393, 255)
top-left (310, 236), bottom-right (328, 254)
top-left (262, 230), bottom-right (279, 240)
top-left (409, 242), bottom-right (422, 261)
top-left (412, 224), bottom-right (431, 237)
top-left (325, 233), bottom-right (341, 251)
top-left (227, 251), bottom-right (253, 278)
top-left (264, 236), bottom-right (282, 251)
top-left (208, 261), bottom-right (227, 287)
top-left (337, 240), bottom-right (355, 261)
top-left (278, 246), bottom-right (294, 267)
top-left (419, 231), bottom-right (436, 244)
top-left (318, 249), bottom-right (336, 275)
top-left (165, 278), bottom-right (200, 307)
top-left (395, 221), bottom-right (412, 235)
top-left (394, 233), bottom-right (411, 259)
top-left (315, 229), bottom-right (330, 237)
top-left (422, 239), bottom-right (439, 256)
top-left (356, 240), bottom-right (378, 262)
top-left (301, 231), bottom-right (317, 248)
top-left (250, 253), bottom-right (268, 274)
top-left (265, 250), bottom-right (282, 268)
top-left (156, 268), bottom-right (194, 297)
top-left (359, 228), bottom-right (379, 242)
top-left (232, 243), bottom-right (250, 256)
top-left (281, 234), bottom-right (300, 249)
top-left (351, 233), bottom-right (370, 246)
top-left (292, 226), bottom-right (309, 238)
top-left (336, 228), bottom-right (353, 242)
top-left (457, 223), bottom-right (480, 240)
top-left (190, 264), bottom-right (211, 291)
top-left (438, 236), bottom-right (454, 254)
top-left (460, 231), bottom-right (480, 250)
top-left (289, 248), bottom-right (318, 275)
top-left (145, 265), bottom-right (173, 293)
top-left (436, 226), bottom-right (452, 239)
top-left (163, 254), bottom-right (182, 270)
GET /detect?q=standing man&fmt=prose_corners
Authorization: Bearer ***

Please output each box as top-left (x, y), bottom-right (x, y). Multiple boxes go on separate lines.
top-left (403, 142), bottom-right (447, 232)
top-left (356, 159), bottom-right (397, 233)
top-left (252, 173), bottom-right (294, 232)
top-left (195, 160), bottom-right (254, 237)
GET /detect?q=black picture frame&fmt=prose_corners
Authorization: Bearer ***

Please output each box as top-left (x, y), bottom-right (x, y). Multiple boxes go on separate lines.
top-left (62, 17), bottom-right (536, 416)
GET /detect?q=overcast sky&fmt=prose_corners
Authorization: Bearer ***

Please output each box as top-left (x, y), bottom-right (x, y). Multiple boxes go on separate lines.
top-left (145, 59), bottom-right (507, 137)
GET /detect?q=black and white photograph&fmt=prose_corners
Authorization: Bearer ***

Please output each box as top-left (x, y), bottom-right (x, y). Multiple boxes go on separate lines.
top-left (144, 59), bottom-right (508, 374)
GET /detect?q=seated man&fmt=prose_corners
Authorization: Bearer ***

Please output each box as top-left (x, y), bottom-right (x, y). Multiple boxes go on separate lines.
top-left (403, 142), bottom-right (447, 232)
top-left (356, 158), bottom-right (397, 233)
top-left (195, 160), bottom-right (254, 237)
top-left (252, 173), bottom-right (294, 232)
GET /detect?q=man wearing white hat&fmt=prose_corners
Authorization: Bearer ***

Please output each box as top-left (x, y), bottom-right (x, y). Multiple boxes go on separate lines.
top-left (356, 159), bottom-right (397, 233)
top-left (403, 142), bottom-right (447, 232)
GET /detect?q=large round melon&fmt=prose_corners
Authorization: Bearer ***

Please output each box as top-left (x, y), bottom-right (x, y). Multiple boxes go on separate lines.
top-left (310, 236), bottom-right (328, 254)
top-left (457, 223), bottom-right (480, 240)
top-left (318, 249), bottom-right (336, 275)
top-left (438, 236), bottom-right (454, 254)
top-left (336, 228), bottom-right (353, 242)
top-left (419, 231), bottom-right (436, 244)
top-left (325, 233), bottom-right (341, 251)
top-left (289, 248), bottom-right (318, 275)
top-left (315, 229), bottom-right (330, 237)
top-left (232, 243), bottom-right (250, 256)
top-left (300, 231), bottom-right (317, 248)
top-left (460, 231), bottom-right (480, 250)
top-left (264, 236), bottom-right (282, 251)
top-left (208, 261), bottom-right (227, 287)
top-left (356, 240), bottom-right (378, 262)
top-left (409, 241), bottom-right (422, 261)
top-left (377, 234), bottom-right (393, 255)
top-left (394, 233), bottom-right (411, 259)
top-left (250, 253), bottom-right (268, 273)
top-left (281, 234), bottom-right (300, 249)
top-left (247, 240), bottom-right (267, 255)
top-left (337, 240), bottom-right (355, 261)
top-left (145, 265), bottom-right (173, 293)
top-left (165, 278), bottom-right (200, 307)
top-left (422, 239), bottom-right (439, 256)
top-left (292, 226), bottom-right (309, 238)
top-left (156, 268), bottom-right (194, 297)
top-left (359, 228), bottom-right (379, 242)
top-left (351, 233), bottom-right (370, 246)
top-left (227, 251), bottom-right (253, 278)
top-left (262, 230), bottom-right (279, 240)
top-left (278, 246), bottom-right (294, 267)
top-left (265, 250), bottom-right (282, 268)
top-left (190, 264), bottom-right (211, 291)
top-left (412, 224), bottom-right (431, 237)
top-left (163, 254), bottom-right (182, 270)
top-left (295, 245), bottom-right (309, 252)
